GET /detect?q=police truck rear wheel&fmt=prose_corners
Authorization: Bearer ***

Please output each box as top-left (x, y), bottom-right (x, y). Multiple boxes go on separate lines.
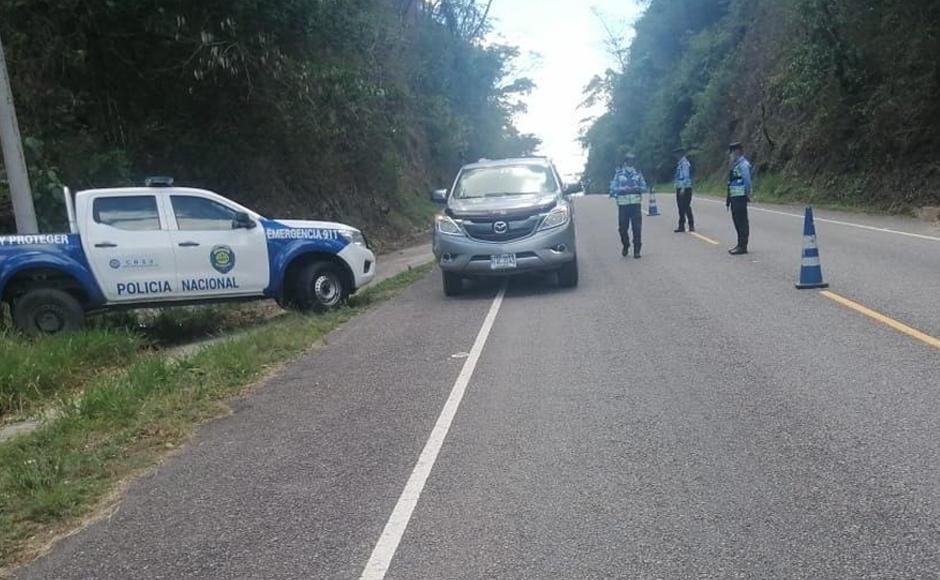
top-left (13, 288), bottom-right (85, 336)
top-left (297, 262), bottom-right (347, 312)
top-left (442, 272), bottom-right (462, 296)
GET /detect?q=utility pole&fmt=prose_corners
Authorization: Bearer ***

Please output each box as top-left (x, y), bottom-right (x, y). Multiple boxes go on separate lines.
top-left (0, 32), bottom-right (38, 234)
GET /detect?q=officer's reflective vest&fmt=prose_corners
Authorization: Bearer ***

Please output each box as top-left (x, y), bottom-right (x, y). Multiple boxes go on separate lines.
top-left (611, 168), bottom-right (645, 205)
top-left (728, 158), bottom-right (750, 198)
top-left (675, 157), bottom-right (693, 189)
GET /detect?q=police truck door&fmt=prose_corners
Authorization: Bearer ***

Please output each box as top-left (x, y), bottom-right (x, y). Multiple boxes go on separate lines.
top-left (82, 193), bottom-right (179, 302)
top-left (165, 193), bottom-right (270, 297)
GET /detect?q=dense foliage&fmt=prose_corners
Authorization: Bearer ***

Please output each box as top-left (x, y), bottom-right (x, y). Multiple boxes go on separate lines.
top-left (0, 0), bottom-right (538, 239)
top-left (583, 0), bottom-right (940, 210)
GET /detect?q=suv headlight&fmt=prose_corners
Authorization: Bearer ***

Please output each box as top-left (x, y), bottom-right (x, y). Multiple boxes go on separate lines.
top-left (339, 229), bottom-right (368, 247)
top-left (539, 205), bottom-right (570, 231)
top-left (435, 215), bottom-right (464, 236)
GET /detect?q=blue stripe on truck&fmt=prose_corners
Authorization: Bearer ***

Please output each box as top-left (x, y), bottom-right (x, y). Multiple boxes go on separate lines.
top-left (260, 219), bottom-right (350, 297)
top-left (0, 233), bottom-right (106, 306)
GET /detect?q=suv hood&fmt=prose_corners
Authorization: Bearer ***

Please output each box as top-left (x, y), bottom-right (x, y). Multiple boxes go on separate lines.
top-left (447, 193), bottom-right (557, 218)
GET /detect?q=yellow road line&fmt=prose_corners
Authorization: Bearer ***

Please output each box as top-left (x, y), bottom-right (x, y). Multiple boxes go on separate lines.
top-left (820, 291), bottom-right (940, 351)
top-left (689, 232), bottom-right (720, 246)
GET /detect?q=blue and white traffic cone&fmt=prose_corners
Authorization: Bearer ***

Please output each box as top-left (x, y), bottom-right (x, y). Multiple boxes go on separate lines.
top-left (648, 188), bottom-right (660, 216)
top-left (796, 207), bottom-right (829, 289)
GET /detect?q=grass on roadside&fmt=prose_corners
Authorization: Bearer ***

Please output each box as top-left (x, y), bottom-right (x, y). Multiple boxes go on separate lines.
top-left (0, 331), bottom-right (142, 418)
top-left (94, 303), bottom-right (274, 347)
top-left (659, 171), bottom-right (914, 215)
top-left (0, 263), bottom-right (432, 570)
top-left (746, 173), bottom-right (905, 215)
top-left (0, 304), bottom-right (273, 422)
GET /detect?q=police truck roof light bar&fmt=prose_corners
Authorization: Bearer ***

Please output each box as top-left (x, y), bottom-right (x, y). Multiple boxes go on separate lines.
top-left (144, 176), bottom-right (175, 188)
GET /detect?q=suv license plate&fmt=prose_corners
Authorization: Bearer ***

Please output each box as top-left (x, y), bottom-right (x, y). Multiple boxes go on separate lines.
top-left (490, 254), bottom-right (517, 270)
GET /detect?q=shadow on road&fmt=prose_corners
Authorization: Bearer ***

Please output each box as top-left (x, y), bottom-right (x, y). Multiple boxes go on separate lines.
top-left (488, 272), bottom-right (575, 299)
top-left (432, 269), bottom-right (576, 302)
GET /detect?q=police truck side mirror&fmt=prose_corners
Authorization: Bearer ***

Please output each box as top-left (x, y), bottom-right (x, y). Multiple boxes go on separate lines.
top-left (233, 212), bottom-right (256, 229)
top-left (563, 182), bottom-right (583, 196)
top-left (431, 189), bottom-right (448, 204)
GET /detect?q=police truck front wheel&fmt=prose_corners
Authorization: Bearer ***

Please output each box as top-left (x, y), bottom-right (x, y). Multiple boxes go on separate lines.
top-left (442, 272), bottom-right (463, 296)
top-left (296, 262), bottom-right (348, 312)
top-left (12, 288), bottom-right (85, 336)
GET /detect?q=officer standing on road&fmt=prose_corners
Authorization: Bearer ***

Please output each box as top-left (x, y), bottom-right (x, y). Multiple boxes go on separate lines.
top-left (673, 147), bottom-right (694, 233)
top-left (610, 153), bottom-right (648, 259)
top-left (726, 142), bottom-right (752, 255)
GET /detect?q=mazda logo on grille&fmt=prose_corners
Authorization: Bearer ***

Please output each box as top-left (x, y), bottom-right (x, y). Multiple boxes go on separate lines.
top-left (493, 221), bottom-right (509, 234)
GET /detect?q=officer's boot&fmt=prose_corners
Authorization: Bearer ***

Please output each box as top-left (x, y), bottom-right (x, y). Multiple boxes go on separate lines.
top-left (634, 244), bottom-right (642, 259)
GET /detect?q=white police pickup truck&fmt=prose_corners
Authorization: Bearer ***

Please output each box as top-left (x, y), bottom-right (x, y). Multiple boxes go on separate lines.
top-left (0, 178), bottom-right (376, 334)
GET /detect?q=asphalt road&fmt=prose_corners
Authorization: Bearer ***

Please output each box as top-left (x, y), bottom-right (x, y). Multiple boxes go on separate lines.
top-left (16, 194), bottom-right (940, 579)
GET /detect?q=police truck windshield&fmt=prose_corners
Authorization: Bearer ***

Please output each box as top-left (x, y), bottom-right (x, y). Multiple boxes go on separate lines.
top-left (453, 164), bottom-right (559, 199)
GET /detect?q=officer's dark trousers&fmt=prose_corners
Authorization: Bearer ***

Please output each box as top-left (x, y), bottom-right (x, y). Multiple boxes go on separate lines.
top-left (618, 204), bottom-right (642, 250)
top-left (676, 188), bottom-right (694, 229)
top-left (730, 196), bottom-right (749, 249)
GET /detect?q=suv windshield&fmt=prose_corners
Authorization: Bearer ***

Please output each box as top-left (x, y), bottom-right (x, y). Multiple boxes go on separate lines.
top-left (453, 164), bottom-right (559, 199)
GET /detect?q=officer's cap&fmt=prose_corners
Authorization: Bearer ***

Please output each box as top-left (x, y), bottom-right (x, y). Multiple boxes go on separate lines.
top-left (728, 141), bottom-right (744, 152)
top-left (623, 152), bottom-right (636, 161)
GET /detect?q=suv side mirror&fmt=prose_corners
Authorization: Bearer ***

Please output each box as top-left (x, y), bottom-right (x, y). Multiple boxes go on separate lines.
top-left (233, 211), bottom-right (257, 229)
top-left (563, 182), bottom-right (583, 196)
top-left (431, 189), bottom-right (448, 203)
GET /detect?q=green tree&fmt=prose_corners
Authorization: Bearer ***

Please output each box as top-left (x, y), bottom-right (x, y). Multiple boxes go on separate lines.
top-left (0, 0), bottom-right (539, 234)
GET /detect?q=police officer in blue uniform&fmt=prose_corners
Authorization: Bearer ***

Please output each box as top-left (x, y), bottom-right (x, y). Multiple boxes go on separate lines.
top-left (726, 142), bottom-right (752, 255)
top-left (610, 153), bottom-right (648, 259)
top-left (673, 146), bottom-right (694, 233)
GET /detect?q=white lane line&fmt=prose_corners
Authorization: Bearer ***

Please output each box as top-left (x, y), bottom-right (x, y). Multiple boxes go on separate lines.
top-left (689, 231), bottom-right (720, 246)
top-left (697, 197), bottom-right (940, 242)
top-left (360, 285), bottom-right (507, 580)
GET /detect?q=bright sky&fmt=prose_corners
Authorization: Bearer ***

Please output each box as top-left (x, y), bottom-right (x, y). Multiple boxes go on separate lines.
top-left (488, 0), bottom-right (644, 177)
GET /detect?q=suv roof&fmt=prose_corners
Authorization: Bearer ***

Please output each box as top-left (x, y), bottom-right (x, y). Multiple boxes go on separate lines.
top-left (461, 157), bottom-right (552, 170)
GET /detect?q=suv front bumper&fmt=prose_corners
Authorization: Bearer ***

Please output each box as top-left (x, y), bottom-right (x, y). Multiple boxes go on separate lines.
top-left (433, 224), bottom-right (576, 276)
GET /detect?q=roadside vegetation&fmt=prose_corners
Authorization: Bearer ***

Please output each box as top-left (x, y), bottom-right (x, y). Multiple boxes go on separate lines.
top-left (0, 1), bottom-right (537, 241)
top-left (654, 173), bottom-right (904, 216)
top-left (95, 303), bottom-right (277, 347)
top-left (0, 331), bottom-right (141, 418)
top-left (0, 264), bottom-right (431, 570)
top-left (0, 302), bottom-right (284, 422)
top-left (582, 0), bottom-right (940, 213)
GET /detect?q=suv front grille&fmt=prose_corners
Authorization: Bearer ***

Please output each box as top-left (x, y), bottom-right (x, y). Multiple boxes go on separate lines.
top-left (461, 215), bottom-right (541, 242)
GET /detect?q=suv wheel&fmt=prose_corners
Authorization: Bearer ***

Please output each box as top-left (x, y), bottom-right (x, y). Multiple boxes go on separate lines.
top-left (558, 259), bottom-right (579, 288)
top-left (13, 288), bottom-right (85, 336)
top-left (442, 272), bottom-right (463, 296)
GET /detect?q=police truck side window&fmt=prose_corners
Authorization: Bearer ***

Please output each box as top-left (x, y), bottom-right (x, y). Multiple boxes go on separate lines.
top-left (93, 196), bottom-right (161, 231)
top-left (172, 196), bottom-right (238, 231)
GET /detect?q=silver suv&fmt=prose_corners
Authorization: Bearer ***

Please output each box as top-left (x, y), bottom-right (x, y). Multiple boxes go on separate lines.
top-left (431, 157), bottom-right (581, 296)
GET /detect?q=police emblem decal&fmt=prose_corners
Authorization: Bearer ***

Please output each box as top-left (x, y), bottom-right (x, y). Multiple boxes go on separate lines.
top-left (109, 259), bottom-right (121, 269)
top-left (493, 221), bottom-right (509, 234)
top-left (210, 245), bottom-right (236, 274)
